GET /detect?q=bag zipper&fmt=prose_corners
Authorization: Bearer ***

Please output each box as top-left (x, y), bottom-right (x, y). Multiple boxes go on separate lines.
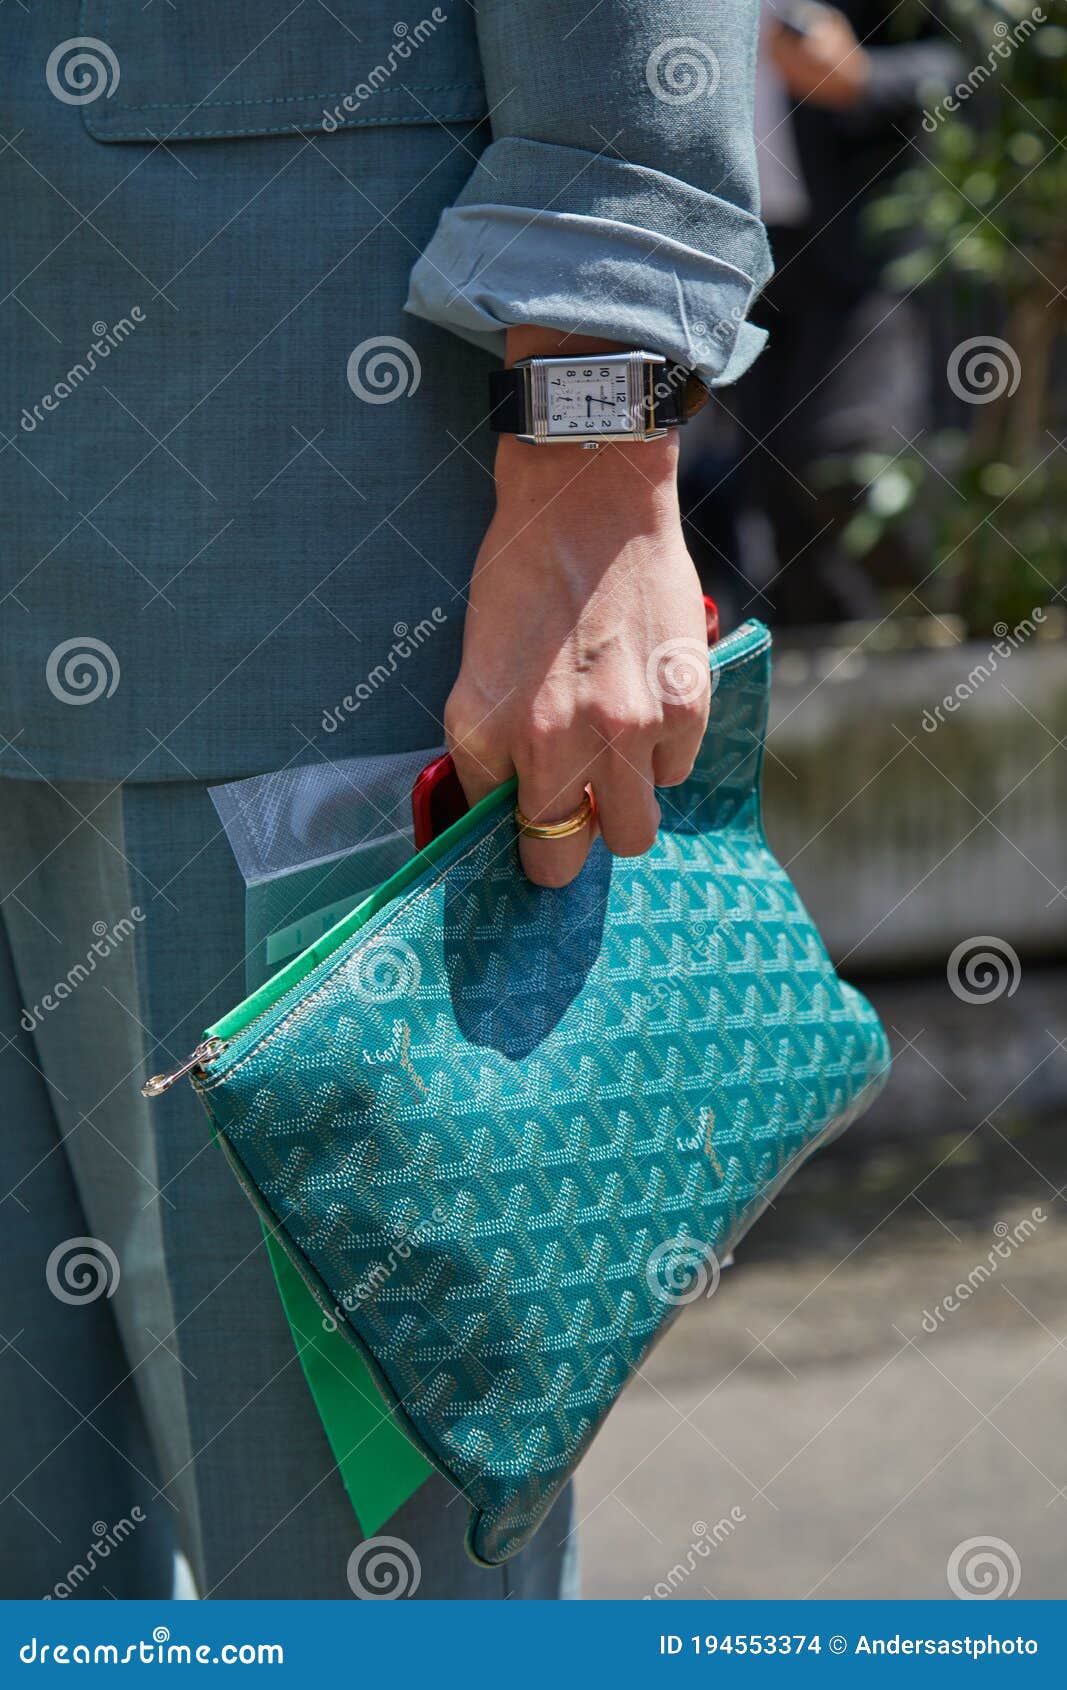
top-left (142, 618), bottom-right (770, 1100)
top-left (142, 1037), bottom-right (229, 1096)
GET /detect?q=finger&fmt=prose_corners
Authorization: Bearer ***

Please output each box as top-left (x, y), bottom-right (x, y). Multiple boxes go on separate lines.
top-left (593, 748), bottom-right (661, 859)
top-left (651, 705), bottom-right (708, 789)
top-left (515, 762), bottom-right (597, 889)
top-left (445, 698), bottom-right (514, 807)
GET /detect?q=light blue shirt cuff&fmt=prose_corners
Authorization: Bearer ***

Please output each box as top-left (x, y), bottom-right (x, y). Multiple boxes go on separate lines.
top-left (405, 140), bottom-right (772, 390)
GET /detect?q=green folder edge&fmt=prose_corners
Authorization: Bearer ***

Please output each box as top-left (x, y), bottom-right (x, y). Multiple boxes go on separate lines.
top-left (263, 1225), bottom-right (432, 1533)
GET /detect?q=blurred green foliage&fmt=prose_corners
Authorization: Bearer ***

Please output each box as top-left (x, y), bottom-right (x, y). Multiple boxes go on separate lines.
top-left (843, 0), bottom-right (1066, 632)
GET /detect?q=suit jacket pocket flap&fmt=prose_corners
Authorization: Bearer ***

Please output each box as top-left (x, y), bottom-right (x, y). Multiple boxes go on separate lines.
top-left (78, 1), bottom-right (486, 141)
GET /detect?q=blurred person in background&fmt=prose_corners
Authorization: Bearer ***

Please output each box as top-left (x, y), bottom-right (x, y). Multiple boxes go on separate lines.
top-left (683, 2), bottom-right (960, 625)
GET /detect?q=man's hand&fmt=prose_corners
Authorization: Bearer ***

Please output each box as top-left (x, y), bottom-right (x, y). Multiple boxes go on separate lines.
top-left (445, 333), bottom-right (710, 889)
top-left (770, 6), bottom-right (870, 110)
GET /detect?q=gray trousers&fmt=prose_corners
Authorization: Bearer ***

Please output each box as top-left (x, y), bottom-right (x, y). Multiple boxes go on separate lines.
top-left (0, 777), bottom-right (572, 1599)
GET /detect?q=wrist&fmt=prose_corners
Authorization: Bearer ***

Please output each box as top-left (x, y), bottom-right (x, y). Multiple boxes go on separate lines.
top-left (493, 429), bottom-right (680, 511)
top-left (496, 328), bottom-right (680, 494)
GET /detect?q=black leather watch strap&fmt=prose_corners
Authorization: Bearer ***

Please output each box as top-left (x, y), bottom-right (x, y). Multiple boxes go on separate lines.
top-left (488, 367), bottom-right (528, 433)
top-left (649, 364), bottom-right (695, 428)
top-left (488, 359), bottom-right (706, 435)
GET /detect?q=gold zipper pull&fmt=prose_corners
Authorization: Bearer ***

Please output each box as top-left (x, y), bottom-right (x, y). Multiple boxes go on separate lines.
top-left (141, 1037), bottom-right (227, 1098)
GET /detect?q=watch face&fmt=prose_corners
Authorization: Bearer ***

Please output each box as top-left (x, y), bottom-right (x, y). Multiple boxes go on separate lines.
top-left (543, 363), bottom-right (636, 437)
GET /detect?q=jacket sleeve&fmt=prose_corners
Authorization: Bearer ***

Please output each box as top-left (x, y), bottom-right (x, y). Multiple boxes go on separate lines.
top-left (404, 0), bottom-right (772, 390)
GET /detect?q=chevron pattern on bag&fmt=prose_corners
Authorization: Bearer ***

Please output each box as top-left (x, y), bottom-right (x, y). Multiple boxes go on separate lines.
top-left (201, 624), bottom-right (890, 1566)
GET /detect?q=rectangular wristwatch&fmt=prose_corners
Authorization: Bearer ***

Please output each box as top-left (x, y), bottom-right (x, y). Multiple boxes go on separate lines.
top-left (488, 350), bottom-right (707, 447)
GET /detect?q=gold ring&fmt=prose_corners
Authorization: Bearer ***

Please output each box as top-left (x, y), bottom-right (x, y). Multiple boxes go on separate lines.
top-left (514, 789), bottom-right (595, 841)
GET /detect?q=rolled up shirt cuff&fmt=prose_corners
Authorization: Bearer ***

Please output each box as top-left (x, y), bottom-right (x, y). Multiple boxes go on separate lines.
top-left (405, 138), bottom-right (772, 390)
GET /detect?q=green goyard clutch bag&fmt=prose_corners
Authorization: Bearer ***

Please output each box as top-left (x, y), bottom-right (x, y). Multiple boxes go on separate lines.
top-left (152, 620), bottom-right (890, 1565)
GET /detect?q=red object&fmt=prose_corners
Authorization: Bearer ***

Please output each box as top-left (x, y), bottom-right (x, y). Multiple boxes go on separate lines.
top-left (412, 596), bottom-right (723, 847)
top-left (411, 751), bottom-right (468, 851)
